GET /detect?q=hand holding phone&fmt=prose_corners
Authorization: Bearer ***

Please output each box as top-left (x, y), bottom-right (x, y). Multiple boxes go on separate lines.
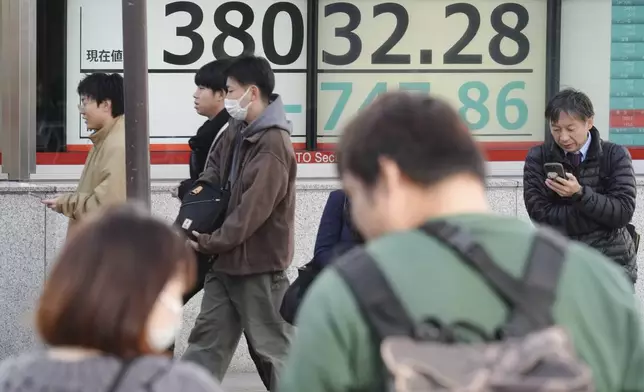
top-left (543, 163), bottom-right (566, 180)
top-left (543, 162), bottom-right (582, 197)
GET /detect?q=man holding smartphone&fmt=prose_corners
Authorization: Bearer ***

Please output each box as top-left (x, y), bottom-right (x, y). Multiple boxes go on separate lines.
top-left (42, 73), bottom-right (126, 239)
top-left (523, 89), bottom-right (638, 283)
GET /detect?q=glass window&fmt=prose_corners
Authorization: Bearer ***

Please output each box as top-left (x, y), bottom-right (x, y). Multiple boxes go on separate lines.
top-left (37, 0), bottom-right (67, 157)
top-left (35, 0), bottom-right (559, 178)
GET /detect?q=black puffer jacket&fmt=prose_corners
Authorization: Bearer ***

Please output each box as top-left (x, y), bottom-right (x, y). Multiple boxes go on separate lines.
top-left (523, 127), bottom-right (637, 282)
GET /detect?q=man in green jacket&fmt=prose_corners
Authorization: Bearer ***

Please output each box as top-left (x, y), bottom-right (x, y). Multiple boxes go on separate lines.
top-left (279, 92), bottom-right (644, 392)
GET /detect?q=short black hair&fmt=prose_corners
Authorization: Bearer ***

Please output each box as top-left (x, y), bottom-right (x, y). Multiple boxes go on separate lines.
top-left (545, 88), bottom-right (594, 124)
top-left (77, 73), bottom-right (125, 117)
top-left (337, 92), bottom-right (486, 188)
top-left (194, 59), bottom-right (230, 94)
top-left (225, 55), bottom-right (275, 100)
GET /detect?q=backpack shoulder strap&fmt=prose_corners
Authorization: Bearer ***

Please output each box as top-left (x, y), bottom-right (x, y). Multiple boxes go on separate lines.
top-left (203, 122), bottom-right (230, 173)
top-left (335, 222), bottom-right (570, 344)
top-left (419, 221), bottom-right (534, 315)
top-left (503, 226), bottom-right (568, 336)
top-left (212, 122), bottom-right (229, 147)
top-left (419, 221), bottom-right (567, 336)
top-left (334, 248), bottom-right (416, 344)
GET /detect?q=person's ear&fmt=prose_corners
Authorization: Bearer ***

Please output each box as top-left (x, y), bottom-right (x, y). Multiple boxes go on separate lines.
top-left (100, 99), bottom-right (112, 114)
top-left (251, 86), bottom-right (261, 102)
top-left (586, 115), bottom-right (594, 130)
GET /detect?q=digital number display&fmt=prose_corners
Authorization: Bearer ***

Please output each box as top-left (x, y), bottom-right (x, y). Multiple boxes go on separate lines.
top-left (159, 1), bottom-right (305, 67)
top-left (66, 0), bottom-right (549, 155)
top-left (68, 0), bottom-right (307, 146)
top-left (317, 0), bottom-right (547, 143)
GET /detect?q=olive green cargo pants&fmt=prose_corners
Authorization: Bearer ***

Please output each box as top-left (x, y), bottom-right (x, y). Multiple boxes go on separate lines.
top-left (182, 269), bottom-right (293, 390)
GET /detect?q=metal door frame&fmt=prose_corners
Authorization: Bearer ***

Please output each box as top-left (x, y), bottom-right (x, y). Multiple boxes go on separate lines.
top-left (0, 0), bottom-right (37, 181)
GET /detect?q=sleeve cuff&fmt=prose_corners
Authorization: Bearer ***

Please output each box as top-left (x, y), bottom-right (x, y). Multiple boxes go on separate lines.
top-left (571, 186), bottom-right (586, 202)
top-left (54, 195), bottom-right (67, 214)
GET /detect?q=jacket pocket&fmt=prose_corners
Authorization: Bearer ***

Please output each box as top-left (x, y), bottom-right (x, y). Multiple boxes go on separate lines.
top-left (271, 271), bottom-right (289, 291)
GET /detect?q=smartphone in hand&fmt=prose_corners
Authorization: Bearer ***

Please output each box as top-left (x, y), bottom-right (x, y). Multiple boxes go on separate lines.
top-left (544, 163), bottom-right (566, 180)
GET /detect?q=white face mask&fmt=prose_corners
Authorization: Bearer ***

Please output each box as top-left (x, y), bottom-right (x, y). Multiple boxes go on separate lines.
top-left (147, 293), bottom-right (183, 352)
top-left (224, 88), bottom-right (252, 121)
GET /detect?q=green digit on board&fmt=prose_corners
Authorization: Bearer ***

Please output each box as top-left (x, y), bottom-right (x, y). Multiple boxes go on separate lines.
top-left (321, 82), bottom-right (353, 131)
top-left (360, 82), bottom-right (388, 110)
top-left (458, 81), bottom-right (490, 131)
top-left (399, 82), bottom-right (430, 94)
top-left (497, 81), bottom-right (528, 130)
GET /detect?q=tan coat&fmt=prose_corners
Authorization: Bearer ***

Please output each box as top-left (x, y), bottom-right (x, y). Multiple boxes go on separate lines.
top-left (56, 116), bottom-right (126, 237)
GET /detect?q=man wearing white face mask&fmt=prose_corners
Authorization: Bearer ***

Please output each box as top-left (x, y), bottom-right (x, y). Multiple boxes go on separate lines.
top-left (183, 55), bottom-right (296, 390)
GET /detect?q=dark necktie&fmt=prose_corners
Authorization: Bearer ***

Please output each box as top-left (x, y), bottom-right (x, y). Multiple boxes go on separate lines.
top-left (568, 152), bottom-right (582, 167)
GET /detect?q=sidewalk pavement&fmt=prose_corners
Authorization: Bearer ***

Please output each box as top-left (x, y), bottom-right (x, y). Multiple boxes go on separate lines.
top-left (220, 372), bottom-right (266, 392)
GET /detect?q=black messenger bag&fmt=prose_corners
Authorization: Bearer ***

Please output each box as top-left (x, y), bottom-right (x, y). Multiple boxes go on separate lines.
top-left (174, 132), bottom-right (237, 241)
top-left (174, 181), bottom-right (231, 241)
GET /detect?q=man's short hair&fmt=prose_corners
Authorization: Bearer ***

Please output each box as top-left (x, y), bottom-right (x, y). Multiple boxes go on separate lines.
top-left (76, 73), bottom-right (125, 117)
top-left (194, 59), bottom-right (230, 94)
top-left (225, 55), bottom-right (275, 101)
top-left (36, 204), bottom-right (196, 358)
top-left (336, 92), bottom-right (486, 188)
top-left (545, 88), bottom-right (595, 124)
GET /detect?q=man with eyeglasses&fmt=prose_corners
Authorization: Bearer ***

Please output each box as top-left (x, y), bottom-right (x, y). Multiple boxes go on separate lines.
top-left (42, 73), bottom-right (126, 238)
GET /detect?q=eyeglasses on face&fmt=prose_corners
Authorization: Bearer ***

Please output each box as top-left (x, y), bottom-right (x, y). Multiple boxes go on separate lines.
top-left (77, 97), bottom-right (95, 112)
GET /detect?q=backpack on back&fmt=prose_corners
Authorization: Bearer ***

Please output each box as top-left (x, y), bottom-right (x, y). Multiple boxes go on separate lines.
top-left (335, 221), bottom-right (594, 392)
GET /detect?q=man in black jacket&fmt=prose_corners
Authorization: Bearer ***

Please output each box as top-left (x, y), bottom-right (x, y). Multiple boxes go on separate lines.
top-left (523, 88), bottom-right (638, 283)
top-left (176, 60), bottom-right (232, 199)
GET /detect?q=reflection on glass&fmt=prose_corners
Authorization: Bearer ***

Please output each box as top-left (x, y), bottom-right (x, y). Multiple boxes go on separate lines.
top-left (37, 0), bottom-right (67, 153)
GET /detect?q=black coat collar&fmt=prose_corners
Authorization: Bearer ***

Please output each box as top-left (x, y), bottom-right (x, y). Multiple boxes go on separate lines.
top-left (188, 110), bottom-right (231, 151)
